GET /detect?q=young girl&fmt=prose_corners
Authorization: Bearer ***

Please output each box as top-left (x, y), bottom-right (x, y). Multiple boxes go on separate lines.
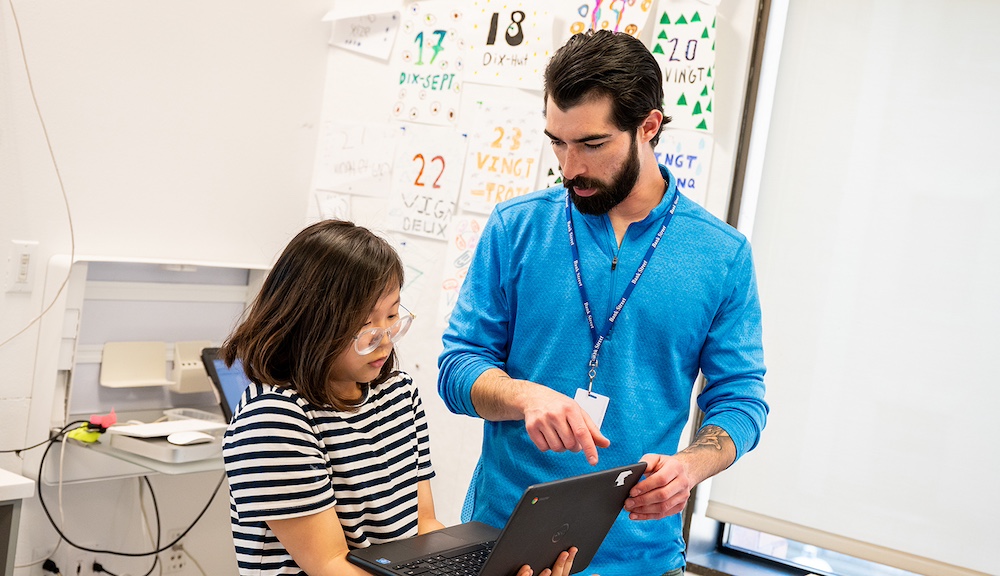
top-left (219, 220), bottom-right (575, 576)
top-left (220, 220), bottom-right (441, 575)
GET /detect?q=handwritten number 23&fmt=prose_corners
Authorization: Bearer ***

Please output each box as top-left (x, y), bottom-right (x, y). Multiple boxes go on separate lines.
top-left (413, 154), bottom-right (445, 188)
top-left (491, 127), bottom-right (522, 151)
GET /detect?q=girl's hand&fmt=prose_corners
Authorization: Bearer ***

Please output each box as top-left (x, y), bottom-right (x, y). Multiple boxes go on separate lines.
top-left (516, 546), bottom-right (578, 576)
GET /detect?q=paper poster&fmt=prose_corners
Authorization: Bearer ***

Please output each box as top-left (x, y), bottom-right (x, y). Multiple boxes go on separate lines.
top-left (315, 191), bottom-right (352, 220)
top-left (565, 0), bottom-right (655, 38)
top-left (464, 2), bottom-right (554, 89)
top-left (390, 1), bottom-right (467, 126)
top-left (652, 1), bottom-right (716, 132)
top-left (312, 122), bottom-right (398, 196)
top-left (438, 214), bottom-right (488, 327)
top-left (386, 233), bottom-right (438, 307)
top-left (387, 124), bottom-right (468, 240)
top-left (654, 128), bottom-right (713, 207)
top-left (326, 11), bottom-right (400, 60)
top-left (459, 99), bottom-right (545, 214)
top-left (536, 143), bottom-right (564, 191)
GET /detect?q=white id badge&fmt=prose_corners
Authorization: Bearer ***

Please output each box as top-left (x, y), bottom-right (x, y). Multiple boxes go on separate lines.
top-left (574, 388), bottom-right (610, 430)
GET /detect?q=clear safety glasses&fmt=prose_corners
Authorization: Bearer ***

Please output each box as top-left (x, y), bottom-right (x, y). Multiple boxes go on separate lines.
top-left (352, 306), bottom-right (415, 355)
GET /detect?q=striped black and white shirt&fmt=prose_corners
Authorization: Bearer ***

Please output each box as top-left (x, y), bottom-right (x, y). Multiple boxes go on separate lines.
top-left (222, 372), bottom-right (435, 575)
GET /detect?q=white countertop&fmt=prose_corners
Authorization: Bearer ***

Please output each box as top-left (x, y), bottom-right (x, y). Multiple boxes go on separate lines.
top-left (0, 467), bottom-right (34, 502)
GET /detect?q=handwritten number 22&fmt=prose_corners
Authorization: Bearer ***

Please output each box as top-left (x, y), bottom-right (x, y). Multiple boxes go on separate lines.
top-left (413, 154), bottom-right (445, 188)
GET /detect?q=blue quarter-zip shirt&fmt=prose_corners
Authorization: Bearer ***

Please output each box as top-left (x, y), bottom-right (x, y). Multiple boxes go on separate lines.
top-left (438, 165), bottom-right (768, 575)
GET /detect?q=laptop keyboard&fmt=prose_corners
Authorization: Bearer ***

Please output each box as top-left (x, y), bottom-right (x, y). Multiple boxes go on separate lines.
top-left (392, 541), bottom-right (495, 575)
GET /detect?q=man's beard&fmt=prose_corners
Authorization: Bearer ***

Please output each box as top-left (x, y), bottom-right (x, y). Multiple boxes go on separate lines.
top-left (566, 136), bottom-right (641, 215)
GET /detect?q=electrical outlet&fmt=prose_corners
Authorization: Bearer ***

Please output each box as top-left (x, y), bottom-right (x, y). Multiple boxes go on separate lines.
top-left (161, 529), bottom-right (187, 574)
top-left (70, 554), bottom-right (92, 575)
top-left (161, 547), bottom-right (186, 574)
top-left (48, 550), bottom-right (93, 576)
top-left (5, 239), bottom-right (38, 293)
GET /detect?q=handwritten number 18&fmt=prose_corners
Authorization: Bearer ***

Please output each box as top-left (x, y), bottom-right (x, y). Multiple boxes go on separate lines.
top-left (486, 11), bottom-right (525, 46)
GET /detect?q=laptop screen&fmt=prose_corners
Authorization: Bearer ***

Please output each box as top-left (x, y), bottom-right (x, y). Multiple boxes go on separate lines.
top-left (201, 348), bottom-right (252, 422)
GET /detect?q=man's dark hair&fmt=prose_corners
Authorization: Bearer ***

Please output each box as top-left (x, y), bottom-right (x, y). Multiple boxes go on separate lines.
top-left (544, 30), bottom-right (668, 147)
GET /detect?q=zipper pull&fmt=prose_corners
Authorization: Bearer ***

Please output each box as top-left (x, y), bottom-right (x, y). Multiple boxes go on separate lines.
top-left (611, 256), bottom-right (618, 271)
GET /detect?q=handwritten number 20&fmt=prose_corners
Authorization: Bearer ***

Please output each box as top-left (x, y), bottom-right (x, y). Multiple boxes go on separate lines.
top-left (667, 38), bottom-right (698, 62)
top-left (413, 154), bottom-right (445, 188)
top-left (486, 11), bottom-right (525, 46)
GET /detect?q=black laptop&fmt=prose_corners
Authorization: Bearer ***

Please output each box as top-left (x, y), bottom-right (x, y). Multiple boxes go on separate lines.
top-left (200, 347), bottom-right (252, 423)
top-left (348, 462), bottom-right (646, 576)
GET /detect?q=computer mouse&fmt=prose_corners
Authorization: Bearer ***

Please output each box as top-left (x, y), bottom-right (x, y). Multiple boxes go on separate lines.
top-left (166, 430), bottom-right (216, 446)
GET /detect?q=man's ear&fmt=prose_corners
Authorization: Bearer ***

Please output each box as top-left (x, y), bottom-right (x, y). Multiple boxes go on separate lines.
top-left (638, 109), bottom-right (664, 145)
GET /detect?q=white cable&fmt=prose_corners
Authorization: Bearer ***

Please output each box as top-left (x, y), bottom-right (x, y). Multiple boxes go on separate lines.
top-left (184, 548), bottom-right (208, 576)
top-left (1, 0), bottom-right (77, 350)
top-left (12, 536), bottom-right (62, 569)
top-left (138, 480), bottom-right (163, 576)
top-left (58, 435), bottom-right (68, 527)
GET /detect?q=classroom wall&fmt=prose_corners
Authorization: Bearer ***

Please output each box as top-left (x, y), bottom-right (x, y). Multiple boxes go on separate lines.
top-left (1, 1), bottom-right (761, 575)
top-left (1, 2), bottom-right (330, 574)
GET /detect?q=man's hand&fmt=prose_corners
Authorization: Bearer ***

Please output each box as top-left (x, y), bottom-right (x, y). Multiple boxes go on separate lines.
top-left (469, 369), bottom-right (611, 465)
top-left (625, 425), bottom-right (737, 520)
top-left (522, 384), bottom-right (610, 465)
top-left (624, 454), bottom-right (694, 520)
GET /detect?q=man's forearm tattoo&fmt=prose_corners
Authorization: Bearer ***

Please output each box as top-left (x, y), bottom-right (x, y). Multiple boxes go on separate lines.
top-left (688, 425), bottom-right (729, 452)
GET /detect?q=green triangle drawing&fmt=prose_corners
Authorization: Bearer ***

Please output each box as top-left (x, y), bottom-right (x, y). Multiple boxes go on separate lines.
top-left (712, 17), bottom-right (717, 28)
top-left (706, 99), bottom-right (713, 112)
top-left (696, 119), bottom-right (708, 130)
top-left (677, 93), bottom-right (688, 106)
top-left (658, 30), bottom-right (668, 39)
top-left (712, 41), bottom-right (716, 51)
top-left (660, 13), bottom-right (670, 24)
top-left (701, 27), bottom-right (710, 39)
top-left (403, 266), bottom-right (424, 290)
top-left (707, 67), bottom-right (713, 78)
top-left (700, 86), bottom-right (709, 96)
top-left (653, 44), bottom-right (664, 54)
top-left (691, 12), bottom-right (702, 22)
top-left (676, 14), bottom-right (688, 24)
top-left (692, 101), bottom-right (703, 115)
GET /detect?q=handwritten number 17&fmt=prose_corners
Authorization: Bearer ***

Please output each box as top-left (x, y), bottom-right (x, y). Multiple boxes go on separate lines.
top-left (414, 30), bottom-right (447, 65)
